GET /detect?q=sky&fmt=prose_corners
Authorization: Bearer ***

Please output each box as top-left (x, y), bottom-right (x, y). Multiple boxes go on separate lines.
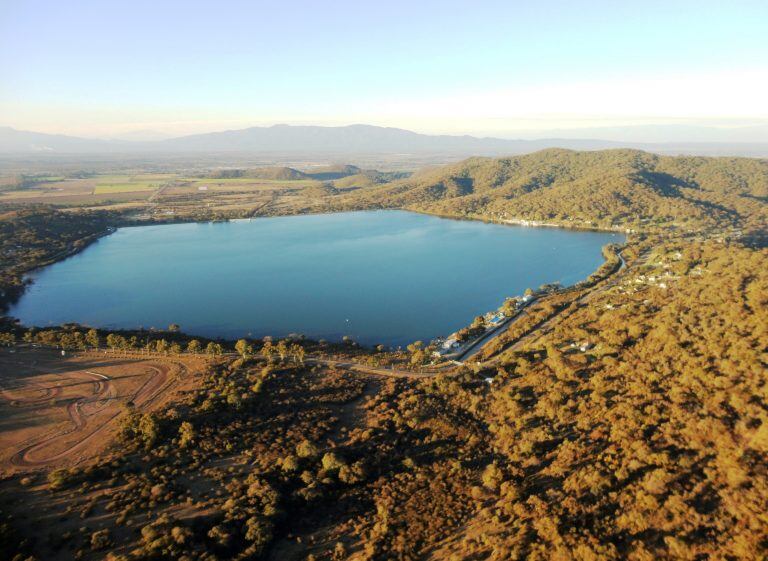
top-left (1, 0), bottom-right (767, 141)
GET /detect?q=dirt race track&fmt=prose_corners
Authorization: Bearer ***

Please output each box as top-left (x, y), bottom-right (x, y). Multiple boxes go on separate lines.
top-left (0, 347), bottom-right (204, 472)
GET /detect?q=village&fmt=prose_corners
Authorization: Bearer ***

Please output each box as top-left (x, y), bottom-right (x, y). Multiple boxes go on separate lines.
top-left (430, 284), bottom-right (556, 362)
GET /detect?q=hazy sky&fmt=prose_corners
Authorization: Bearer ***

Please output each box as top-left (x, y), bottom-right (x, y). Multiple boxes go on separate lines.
top-left (1, 0), bottom-right (767, 140)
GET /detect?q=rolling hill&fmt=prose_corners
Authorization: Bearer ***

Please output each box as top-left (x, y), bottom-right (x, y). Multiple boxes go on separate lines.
top-left (343, 149), bottom-right (768, 231)
top-left (204, 166), bottom-right (312, 181)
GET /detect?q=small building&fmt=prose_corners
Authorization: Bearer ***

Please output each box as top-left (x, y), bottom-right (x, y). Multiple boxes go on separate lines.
top-left (443, 337), bottom-right (457, 348)
top-left (488, 313), bottom-right (505, 326)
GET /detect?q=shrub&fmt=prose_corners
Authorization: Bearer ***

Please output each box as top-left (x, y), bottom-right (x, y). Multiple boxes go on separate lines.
top-left (281, 455), bottom-right (300, 473)
top-left (321, 452), bottom-right (346, 472)
top-left (296, 440), bottom-right (319, 458)
top-left (90, 529), bottom-right (112, 551)
top-left (482, 463), bottom-right (504, 490)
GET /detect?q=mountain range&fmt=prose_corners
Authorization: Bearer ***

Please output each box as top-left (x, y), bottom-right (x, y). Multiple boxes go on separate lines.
top-left (1, 124), bottom-right (767, 157)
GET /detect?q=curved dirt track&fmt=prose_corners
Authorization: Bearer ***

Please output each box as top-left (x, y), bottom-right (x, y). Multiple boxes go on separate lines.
top-left (0, 380), bottom-right (63, 406)
top-left (7, 361), bottom-right (176, 468)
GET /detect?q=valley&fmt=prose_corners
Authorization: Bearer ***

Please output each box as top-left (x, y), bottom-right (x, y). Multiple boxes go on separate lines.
top-left (0, 148), bottom-right (765, 561)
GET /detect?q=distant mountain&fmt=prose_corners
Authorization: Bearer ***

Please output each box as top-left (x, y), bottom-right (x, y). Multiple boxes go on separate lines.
top-left (154, 124), bottom-right (615, 154)
top-left (0, 124), bottom-right (766, 157)
top-left (0, 126), bottom-right (132, 153)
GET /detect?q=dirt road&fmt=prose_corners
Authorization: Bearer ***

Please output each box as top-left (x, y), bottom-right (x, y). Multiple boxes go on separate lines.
top-left (0, 350), bottom-right (186, 469)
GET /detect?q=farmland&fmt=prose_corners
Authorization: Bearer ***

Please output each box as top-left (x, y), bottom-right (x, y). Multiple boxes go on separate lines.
top-left (93, 175), bottom-right (175, 194)
top-left (0, 167), bottom-right (373, 219)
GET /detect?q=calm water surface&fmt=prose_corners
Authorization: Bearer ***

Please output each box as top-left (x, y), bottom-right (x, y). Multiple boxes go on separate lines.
top-left (10, 211), bottom-right (622, 346)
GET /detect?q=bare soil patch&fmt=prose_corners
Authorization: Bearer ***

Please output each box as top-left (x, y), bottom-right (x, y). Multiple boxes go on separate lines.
top-left (0, 347), bottom-right (206, 473)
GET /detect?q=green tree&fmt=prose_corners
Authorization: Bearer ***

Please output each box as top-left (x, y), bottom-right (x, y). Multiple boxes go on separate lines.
top-left (276, 340), bottom-right (289, 362)
top-left (296, 440), bottom-right (319, 458)
top-left (322, 452), bottom-right (346, 472)
top-left (235, 338), bottom-right (252, 358)
top-left (205, 342), bottom-right (223, 356)
top-left (138, 414), bottom-right (159, 449)
top-left (187, 339), bottom-right (202, 354)
top-left (482, 462), bottom-right (504, 490)
top-left (85, 328), bottom-right (100, 349)
top-left (261, 341), bottom-right (274, 361)
top-left (406, 340), bottom-right (424, 354)
top-left (244, 516), bottom-right (273, 549)
top-left (291, 343), bottom-right (306, 365)
top-left (178, 421), bottom-right (195, 448)
top-left (471, 315), bottom-right (486, 329)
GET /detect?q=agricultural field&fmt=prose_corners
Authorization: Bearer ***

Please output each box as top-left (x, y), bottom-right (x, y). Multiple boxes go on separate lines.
top-left (182, 177), bottom-right (318, 186)
top-left (93, 174), bottom-right (174, 194)
top-left (0, 169), bottom-right (347, 219)
top-left (92, 183), bottom-right (159, 194)
top-left (0, 175), bottom-right (160, 205)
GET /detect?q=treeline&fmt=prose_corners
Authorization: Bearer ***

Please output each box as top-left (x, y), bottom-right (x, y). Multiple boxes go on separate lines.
top-left (1, 325), bottom-right (314, 365)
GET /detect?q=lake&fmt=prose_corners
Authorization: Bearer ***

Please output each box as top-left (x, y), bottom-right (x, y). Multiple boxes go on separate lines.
top-left (9, 211), bottom-right (622, 347)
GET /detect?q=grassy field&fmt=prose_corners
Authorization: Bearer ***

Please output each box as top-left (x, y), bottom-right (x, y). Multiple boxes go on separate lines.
top-left (0, 170), bottom-right (327, 207)
top-left (183, 177), bottom-right (318, 186)
top-left (92, 174), bottom-right (169, 194)
top-left (93, 181), bottom-right (161, 194)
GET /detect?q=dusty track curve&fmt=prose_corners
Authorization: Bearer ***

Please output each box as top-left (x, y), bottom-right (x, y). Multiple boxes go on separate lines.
top-left (8, 362), bottom-right (173, 468)
top-left (0, 381), bottom-right (63, 406)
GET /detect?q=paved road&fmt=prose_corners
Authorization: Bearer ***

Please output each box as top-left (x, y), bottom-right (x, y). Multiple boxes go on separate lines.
top-left (457, 250), bottom-right (628, 364)
top-left (306, 357), bottom-right (438, 379)
top-left (477, 250), bottom-right (636, 361)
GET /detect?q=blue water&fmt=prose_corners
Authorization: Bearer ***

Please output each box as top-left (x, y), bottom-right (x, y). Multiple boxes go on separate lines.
top-left (9, 211), bottom-right (622, 347)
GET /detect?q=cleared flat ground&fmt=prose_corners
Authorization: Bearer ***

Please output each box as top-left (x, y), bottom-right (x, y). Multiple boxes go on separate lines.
top-left (0, 347), bottom-right (206, 473)
top-left (0, 173), bottom-right (331, 215)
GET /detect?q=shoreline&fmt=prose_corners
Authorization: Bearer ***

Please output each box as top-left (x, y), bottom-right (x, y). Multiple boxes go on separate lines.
top-left (403, 207), bottom-right (634, 235)
top-left (3, 208), bottom-right (631, 349)
top-left (119, 205), bottom-right (636, 237)
top-left (0, 226), bottom-right (115, 313)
